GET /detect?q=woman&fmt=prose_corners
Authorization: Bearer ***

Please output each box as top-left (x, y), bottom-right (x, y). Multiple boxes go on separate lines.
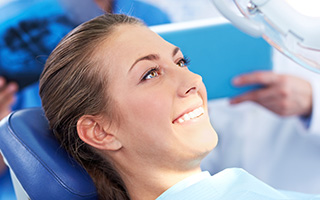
top-left (39, 14), bottom-right (319, 200)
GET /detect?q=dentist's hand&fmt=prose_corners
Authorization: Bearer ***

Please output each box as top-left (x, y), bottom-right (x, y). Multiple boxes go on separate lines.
top-left (0, 77), bottom-right (18, 119)
top-left (0, 76), bottom-right (18, 175)
top-left (230, 71), bottom-right (312, 116)
top-left (0, 154), bottom-right (6, 175)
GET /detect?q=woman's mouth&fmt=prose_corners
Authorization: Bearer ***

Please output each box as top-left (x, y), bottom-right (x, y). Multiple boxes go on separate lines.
top-left (173, 107), bottom-right (204, 124)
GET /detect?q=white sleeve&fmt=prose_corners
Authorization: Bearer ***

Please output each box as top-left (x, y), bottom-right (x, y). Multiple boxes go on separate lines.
top-left (273, 49), bottom-right (320, 134)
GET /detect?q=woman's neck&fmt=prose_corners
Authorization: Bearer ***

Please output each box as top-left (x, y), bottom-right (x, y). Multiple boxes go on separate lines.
top-left (116, 158), bottom-right (202, 200)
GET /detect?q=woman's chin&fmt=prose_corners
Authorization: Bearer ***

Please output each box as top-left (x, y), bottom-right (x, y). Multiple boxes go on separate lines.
top-left (199, 125), bottom-right (219, 154)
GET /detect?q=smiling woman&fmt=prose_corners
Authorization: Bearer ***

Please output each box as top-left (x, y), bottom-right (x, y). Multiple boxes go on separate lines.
top-left (39, 13), bottom-right (319, 200)
top-left (40, 13), bottom-right (217, 200)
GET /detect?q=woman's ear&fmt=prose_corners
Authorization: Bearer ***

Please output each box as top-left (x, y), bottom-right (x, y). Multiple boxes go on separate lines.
top-left (77, 115), bottom-right (122, 151)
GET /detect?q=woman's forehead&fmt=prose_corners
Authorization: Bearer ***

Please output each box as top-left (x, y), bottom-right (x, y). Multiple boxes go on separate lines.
top-left (99, 24), bottom-right (175, 64)
top-left (114, 24), bottom-right (171, 48)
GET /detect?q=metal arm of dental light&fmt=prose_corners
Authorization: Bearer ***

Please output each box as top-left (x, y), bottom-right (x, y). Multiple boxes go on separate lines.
top-left (211, 0), bottom-right (320, 73)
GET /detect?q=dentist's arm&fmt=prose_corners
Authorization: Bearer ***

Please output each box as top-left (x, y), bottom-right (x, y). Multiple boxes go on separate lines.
top-left (0, 76), bottom-right (18, 175)
top-left (0, 77), bottom-right (18, 119)
top-left (230, 71), bottom-right (312, 117)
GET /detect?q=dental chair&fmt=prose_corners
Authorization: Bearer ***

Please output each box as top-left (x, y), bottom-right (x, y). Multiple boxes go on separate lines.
top-left (0, 18), bottom-right (271, 200)
top-left (0, 107), bottom-right (97, 200)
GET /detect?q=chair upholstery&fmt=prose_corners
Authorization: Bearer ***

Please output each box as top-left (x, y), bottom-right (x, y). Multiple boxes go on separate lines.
top-left (0, 107), bottom-right (97, 200)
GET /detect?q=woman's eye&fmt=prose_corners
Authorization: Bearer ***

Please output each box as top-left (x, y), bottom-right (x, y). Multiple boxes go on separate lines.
top-left (176, 58), bottom-right (190, 68)
top-left (142, 67), bottom-right (160, 80)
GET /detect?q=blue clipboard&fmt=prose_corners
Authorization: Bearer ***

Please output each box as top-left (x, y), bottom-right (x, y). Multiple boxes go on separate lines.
top-left (152, 18), bottom-right (272, 100)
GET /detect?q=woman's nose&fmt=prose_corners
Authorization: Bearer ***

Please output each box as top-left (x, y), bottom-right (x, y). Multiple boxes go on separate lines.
top-left (177, 69), bottom-right (203, 97)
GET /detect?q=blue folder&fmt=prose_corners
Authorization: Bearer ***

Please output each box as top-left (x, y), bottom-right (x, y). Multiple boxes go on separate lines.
top-left (152, 18), bottom-right (272, 99)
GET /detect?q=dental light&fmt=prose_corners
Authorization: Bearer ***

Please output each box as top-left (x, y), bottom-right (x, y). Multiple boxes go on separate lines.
top-left (211, 0), bottom-right (320, 73)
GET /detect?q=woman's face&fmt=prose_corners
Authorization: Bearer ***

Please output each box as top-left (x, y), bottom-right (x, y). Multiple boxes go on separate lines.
top-left (101, 24), bottom-right (218, 170)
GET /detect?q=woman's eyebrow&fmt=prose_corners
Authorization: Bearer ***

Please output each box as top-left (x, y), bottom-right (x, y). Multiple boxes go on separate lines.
top-left (129, 54), bottom-right (159, 72)
top-left (129, 47), bottom-right (180, 72)
top-left (172, 47), bottom-right (180, 57)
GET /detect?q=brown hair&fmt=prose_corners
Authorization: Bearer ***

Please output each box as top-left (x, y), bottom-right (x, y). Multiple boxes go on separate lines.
top-left (39, 14), bottom-right (144, 200)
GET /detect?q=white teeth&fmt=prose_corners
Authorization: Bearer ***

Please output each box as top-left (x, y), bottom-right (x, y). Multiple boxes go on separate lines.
top-left (184, 114), bottom-right (191, 121)
top-left (176, 107), bottom-right (204, 124)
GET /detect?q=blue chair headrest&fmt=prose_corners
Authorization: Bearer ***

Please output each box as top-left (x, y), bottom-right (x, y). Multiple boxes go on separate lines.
top-left (0, 107), bottom-right (97, 200)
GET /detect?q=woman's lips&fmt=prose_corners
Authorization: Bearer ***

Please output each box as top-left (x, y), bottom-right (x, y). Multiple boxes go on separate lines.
top-left (173, 106), bottom-right (204, 124)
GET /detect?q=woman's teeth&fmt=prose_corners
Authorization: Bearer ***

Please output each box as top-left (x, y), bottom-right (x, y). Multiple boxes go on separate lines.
top-left (177, 107), bottom-right (204, 123)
